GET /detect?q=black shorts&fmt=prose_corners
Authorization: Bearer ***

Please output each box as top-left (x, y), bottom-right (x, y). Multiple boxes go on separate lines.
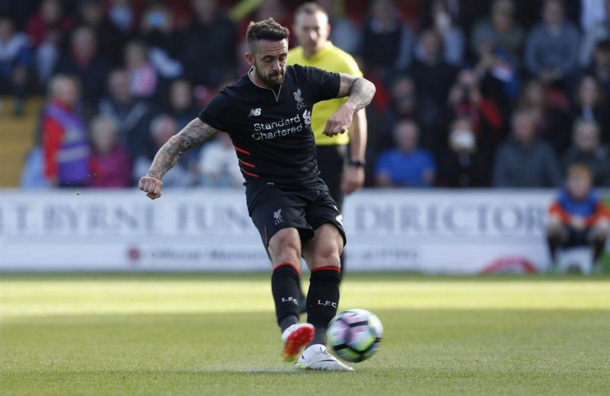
top-left (246, 181), bottom-right (346, 249)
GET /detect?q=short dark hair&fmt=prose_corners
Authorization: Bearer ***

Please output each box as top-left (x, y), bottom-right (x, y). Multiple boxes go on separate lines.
top-left (294, 2), bottom-right (329, 18)
top-left (246, 18), bottom-right (290, 54)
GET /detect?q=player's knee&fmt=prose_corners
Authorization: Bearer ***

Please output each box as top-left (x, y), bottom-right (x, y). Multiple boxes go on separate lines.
top-left (310, 241), bottom-right (342, 269)
top-left (546, 220), bottom-right (565, 239)
top-left (591, 220), bottom-right (610, 241)
top-left (268, 228), bottom-right (301, 264)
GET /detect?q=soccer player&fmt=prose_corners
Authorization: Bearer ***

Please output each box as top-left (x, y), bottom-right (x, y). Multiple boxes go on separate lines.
top-left (547, 164), bottom-right (610, 272)
top-left (138, 18), bottom-right (376, 371)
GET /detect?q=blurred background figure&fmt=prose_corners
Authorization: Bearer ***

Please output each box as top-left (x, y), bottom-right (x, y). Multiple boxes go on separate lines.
top-left (547, 164), bottom-right (610, 272)
top-left (493, 109), bottom-right (562, 188)
top-left (563, 119), bottom-right (610, 187)
top-left (570, 74), bottom-right (610, 144)
top-left (41, 74), bottom-right (90, 187)
top-left (438, 118), bottom-right (489, 187)
top-left (77, 0), bottom-right (124, 67)
top-left (88, 116), bottom-right (132, 188)
top-left (124, 40), bottom-right (158, 100)
top-left (375, 120), bottom-right (435, 188)
top-left (419, 0), bottom-right (465, 66)
top-left (197, 133), bottom-right (244, 188)
top-left (132, 114), bottom-right (190, 188)
top-left (0, 15), bottom-right (31, 115)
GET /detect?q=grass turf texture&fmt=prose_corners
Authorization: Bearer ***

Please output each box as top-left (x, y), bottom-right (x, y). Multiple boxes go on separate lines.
top-left (1, 274), bottom-right (609, 396)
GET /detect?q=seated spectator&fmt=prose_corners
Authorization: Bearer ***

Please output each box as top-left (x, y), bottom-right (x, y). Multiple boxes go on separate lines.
top-left (579, 0), bottom-right (610, 67)
top-left (167, 79), bottom-right (199, 128)
top-left (438, 118), bottom-right (490, 188)
top-left (77, 0), bottom-right (124, 66)
top-left (447, 69), bottom-right (504, 155)
top-left (88, 116), bottom-right (132, 188)
top-left (571, 75), bottom-right (610, 144)
top-left (546, 164), bottom-right (610, 270)
top-left (471, 0), bottom-right (525, 65)
top-left (180, 0), bottom-right (237, 87)
top-left (410, 29), bottom-right (458, 136)
top-left (587, 39), bottom-right (610, 100)
top-left (99, 69), bottom-right (156, 159)
top-left (380, 75), bottom-right (422, 150)
top-left (564, 120), bottom-right (610, 187)
top-left (140, 2), bottom-right (183, 80)
top-left (41, 74), bottom-right (90, 187)
top-left (525, 0), bottom-right (580, 83)
top-left (418, 0), bottom-right (465, 66)
top-left (318, 0), bottom-right (361, 54)
top-left (198, 133), bottom-right (244, 188)
top-left (133, 115), bottom-right (190, 188)
top-left (26, 0), bottom-right (74, 83)
top-left (124, 40), bottom-right (158, 100)
top-left (375, 120), bottom-right (436, 188)
top-left (20, 147), bottom-right (51, 188)
top-left (360, 0), bottom-right (414, 74)
top-left (54, 26), bottom-right (111, 113)
top-left (517, 78), bottom-right (571, 154)
top-left (108, 0), bottom-right (137, 36)
top-left (493, 110), bottom-right (562, 187)
top-left (0, 16), bottom-right (32, 115)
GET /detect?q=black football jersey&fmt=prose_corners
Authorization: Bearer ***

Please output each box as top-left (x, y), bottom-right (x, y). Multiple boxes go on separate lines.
top-left (198, 64), bottom-right (340, 188)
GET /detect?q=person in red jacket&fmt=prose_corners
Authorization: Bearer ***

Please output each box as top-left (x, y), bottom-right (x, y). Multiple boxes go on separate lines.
top-left (88, 116), bottom-right (132, 188)
top-left (41, 74), bottom-right (91, 187)
top-left (547, 164), bottom-right (610, 271)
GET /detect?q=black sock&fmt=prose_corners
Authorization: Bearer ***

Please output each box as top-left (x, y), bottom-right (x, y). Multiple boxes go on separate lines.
top-left (271, 263), bottom-right (301, 332)
top-left (547, 236), bottom-right (560, 262)
top-left (593, 239), bottom-right (605, 262)
top-left (306, 267), bottom-right (341, 345)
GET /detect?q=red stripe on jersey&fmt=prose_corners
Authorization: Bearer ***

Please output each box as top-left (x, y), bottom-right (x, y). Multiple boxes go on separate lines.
top-left (241, 167), bottom-right (259, 178)
top-left (311, 266), bottom-right (341, 273)
top-left (239, 159), bottom-right (256, 168)
top-left (234, 145), bottom-right (250, 155)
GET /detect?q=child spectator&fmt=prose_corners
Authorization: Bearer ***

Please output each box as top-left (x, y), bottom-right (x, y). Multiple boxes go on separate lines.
top-left (546, 164), bottom-right (610, 271)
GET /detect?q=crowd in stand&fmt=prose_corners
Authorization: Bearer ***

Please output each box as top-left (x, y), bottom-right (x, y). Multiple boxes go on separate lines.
top-left (3, 0), bottom-right (610, 189)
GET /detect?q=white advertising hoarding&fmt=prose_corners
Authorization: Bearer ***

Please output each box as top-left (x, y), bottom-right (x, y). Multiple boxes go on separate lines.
top-left (0, 189), bottom-right (555, 273)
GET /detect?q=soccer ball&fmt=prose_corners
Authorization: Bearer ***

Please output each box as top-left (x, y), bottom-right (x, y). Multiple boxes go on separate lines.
top-left (327, 309), bottom-right (383, 363)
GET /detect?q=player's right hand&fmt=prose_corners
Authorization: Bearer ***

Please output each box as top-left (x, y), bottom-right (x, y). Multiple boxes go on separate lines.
top-left (139, 176), bottom-right (163, 200)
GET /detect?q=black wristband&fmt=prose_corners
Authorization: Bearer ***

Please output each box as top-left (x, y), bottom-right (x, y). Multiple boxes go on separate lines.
top-left (349, 159), bottom-right (366, 168)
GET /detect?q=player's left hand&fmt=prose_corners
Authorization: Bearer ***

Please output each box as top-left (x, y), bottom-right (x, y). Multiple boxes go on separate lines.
top-left (324, 106), bottom-right (354, 137)
top-left (342, 166), bottom-right (364, 195)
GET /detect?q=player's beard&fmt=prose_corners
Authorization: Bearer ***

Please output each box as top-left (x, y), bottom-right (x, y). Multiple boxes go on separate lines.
top-left (254, 63), bottom-right (284, 90)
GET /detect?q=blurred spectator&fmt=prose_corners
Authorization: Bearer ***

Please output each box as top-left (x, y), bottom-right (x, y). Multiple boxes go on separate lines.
top-left (571, 74), bottom-right (610, 143)
top-left (124, 40), bottom-right (158, 99)
top-left (198, 133), bottom-right (244, 188)
top-left (517, 78), bottom-right (571, 154)
top-left (447, 69), bottom-right (504, 155)
top-left (26, 0), bottom-right (74, 83)
top-left (438, 118), bottom-right (489, 187)
top-left (471, 0), bottom-right (525, 65)
top-left (168, 79), bottom-right (199, 128)
top-left (493, 110), bottom-right (562, 187)
top-left (88, 116), bottom-right (132, 188)
top-left (54, 26), bottom-right (111, 113)
top-left (77, 0), bottom-right (124, 66)
top-left (473, 38), bottom-right (520, 108)
top-left (380, 74), bottom-right (421, 149)
top-left (546, 164), bottom-right (610, 269)
top-left (360, 0), bottom-right (414, 74)
top-left (108, 0), bottom-right (137, 36)
top-left (579, 0), bottom-right (610, 67)
top-left (563, 119), bottom-right (610, 187)
top-left (586, 39), bottom-right (610, 99)
top-left (41, 74), bottom-right (90, 187)
top-left (525, 0), bottom-right (580, 83)
top-left (317, 0), bottom-right (360, 54)
top-left (418, 0), bottom-right (465, 66)
top-left (140, 1), bottom-right (183, 79)
top-left (0, 16), bottom-right (32, 115)
top-left (180, 0), bottom-right (237, 87)
top-left (375, 120), bottom-right (436, 188)
top-left (98, 69), bottom-right (156, 158)
top-left (133, 115), bottom-right (190, 187)
top-left (20, 147), bottom-right (51, 188)
top-left (580, 0), bottom-right (608, 33)
top-left (410, 29), bottom-right (458, 139)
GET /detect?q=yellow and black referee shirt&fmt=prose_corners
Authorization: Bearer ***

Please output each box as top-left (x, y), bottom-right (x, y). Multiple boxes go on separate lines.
top-left (288, 41), bottom-right (362, 146)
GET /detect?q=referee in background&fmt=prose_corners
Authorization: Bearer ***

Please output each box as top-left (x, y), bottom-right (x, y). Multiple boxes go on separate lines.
top-left (288, 2), bottom-right (367, 305)
top-left (288, 2), bottom-right (367, 217)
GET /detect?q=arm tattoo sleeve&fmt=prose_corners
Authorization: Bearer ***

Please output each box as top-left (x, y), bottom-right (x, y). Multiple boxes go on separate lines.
top-left (146, 118), bottom-right (218, 179)
top-left (338, 74), bottom-right (376, 113)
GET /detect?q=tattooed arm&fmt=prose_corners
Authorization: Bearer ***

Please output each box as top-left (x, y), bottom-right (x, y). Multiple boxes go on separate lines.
top-left (323, 74), bottom-right (376, 137)
top-left (139, 118), bottom-right (219, 199)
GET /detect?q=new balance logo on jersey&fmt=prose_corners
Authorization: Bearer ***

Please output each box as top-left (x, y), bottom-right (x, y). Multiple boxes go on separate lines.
top-left (274, 209), bottom-right (284, 225)
top-left (317, 300), bottom-right (338, 308)
top-left (294, 89), bottom-right (306, 110)
top-left (249, 108), bottom-right (262, 117)
top-left (281, 296), bottom-right (299, 305)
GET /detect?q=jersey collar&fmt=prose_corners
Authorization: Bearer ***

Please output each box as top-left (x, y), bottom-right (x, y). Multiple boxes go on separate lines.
top-left (247, 67), bottom-right (283, 102)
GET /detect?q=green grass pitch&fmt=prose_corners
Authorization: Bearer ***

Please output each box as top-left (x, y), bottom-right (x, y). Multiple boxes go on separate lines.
top-left (1, 273), bottom-right (609, 396)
